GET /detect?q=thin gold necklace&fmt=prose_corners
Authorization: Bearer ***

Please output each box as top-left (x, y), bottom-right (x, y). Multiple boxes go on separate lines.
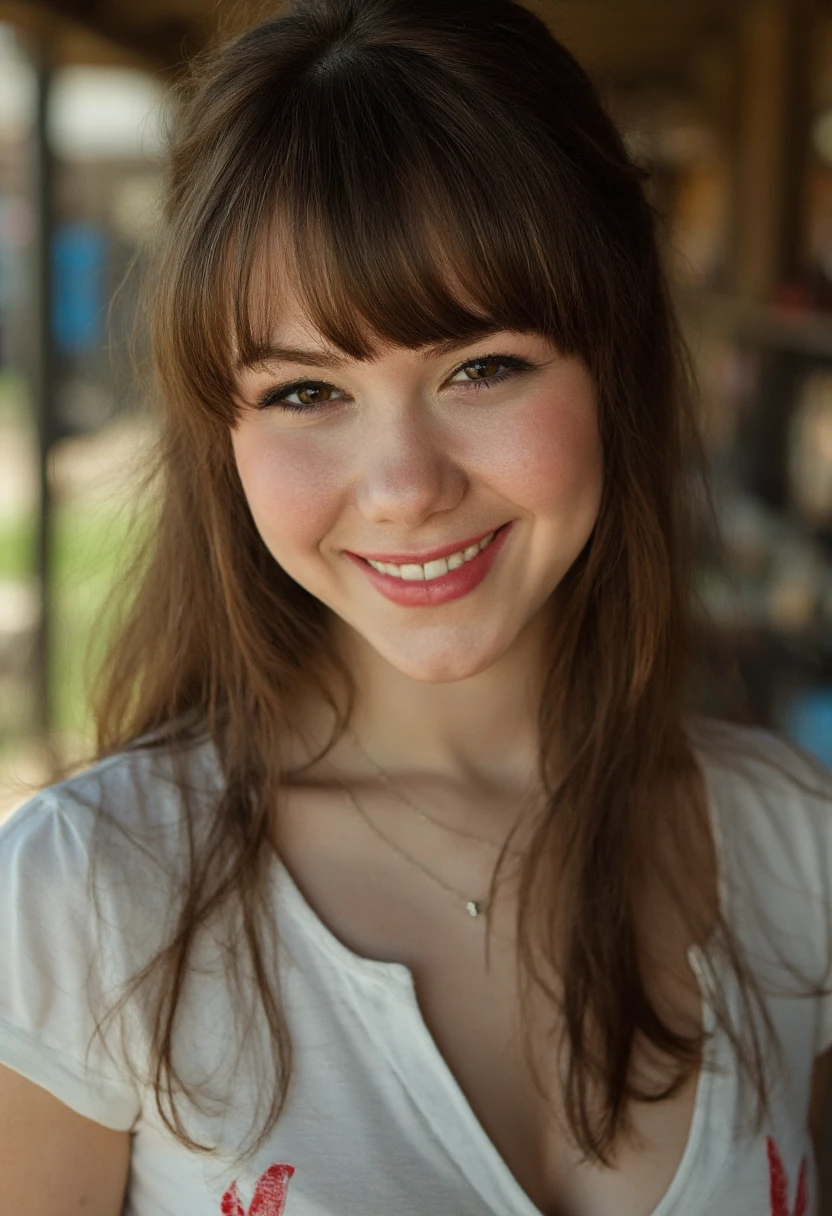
top-left (336, 777), bottom-right (492, 918)
top-left (347, 729), bottom-right (528, 857)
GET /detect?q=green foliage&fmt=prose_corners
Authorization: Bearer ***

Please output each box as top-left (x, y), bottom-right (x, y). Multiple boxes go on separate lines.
top-left (0, 513), bottom-right (31, 579)
top-left (0, 497), bottom-right (148, 739)
top-left (0, 370), bottom-right (29, 427)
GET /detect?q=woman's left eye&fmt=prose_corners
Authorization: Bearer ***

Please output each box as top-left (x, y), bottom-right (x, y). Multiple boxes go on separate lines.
top-left (450, 354), bottom-right (533, 388)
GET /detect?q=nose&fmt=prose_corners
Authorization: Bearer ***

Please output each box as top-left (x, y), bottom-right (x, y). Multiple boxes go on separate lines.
top-left (353, 404), bottom-right (467, 527)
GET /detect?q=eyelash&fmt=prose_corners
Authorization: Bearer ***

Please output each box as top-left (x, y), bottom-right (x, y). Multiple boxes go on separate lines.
top-left (254, 353), bottom-right (535, 414)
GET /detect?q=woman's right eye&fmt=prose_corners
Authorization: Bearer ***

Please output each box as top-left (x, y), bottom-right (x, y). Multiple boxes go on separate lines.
top-left (256, 381), bottom-right (345, 413)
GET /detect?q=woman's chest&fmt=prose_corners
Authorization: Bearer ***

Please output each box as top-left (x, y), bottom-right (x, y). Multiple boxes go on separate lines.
top-left (133, 881), bottom-right (820, 1216)
top-left (396, 931), bottom-right (703, 1216)
top-left (266, 780), bottom-right (815, 1216)
top-left (271, 815), bottom-right (706, 1216)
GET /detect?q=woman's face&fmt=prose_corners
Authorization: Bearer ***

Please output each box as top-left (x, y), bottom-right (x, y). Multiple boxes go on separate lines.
top-left (231, 291), bottom-right (604, 684)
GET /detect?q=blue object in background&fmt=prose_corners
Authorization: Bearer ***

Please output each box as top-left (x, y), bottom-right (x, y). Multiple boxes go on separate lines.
top-left (52, 222), bottom-right (107, 355)
top-left (783, 687), bottom-right (832, 768)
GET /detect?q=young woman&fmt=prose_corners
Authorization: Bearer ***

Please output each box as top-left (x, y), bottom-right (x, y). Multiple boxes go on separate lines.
top-left (1, 1), bottom-right (831, 1213)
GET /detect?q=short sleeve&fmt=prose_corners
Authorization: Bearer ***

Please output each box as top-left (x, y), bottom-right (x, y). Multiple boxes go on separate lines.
top-left (746, 733), bottom-right (832, 1060)
top-left (0, 790), bottom-right (142, 1130)
top-left (688, 717), bottom-right (832, 1060)
top-left (816, 766), bottom-right (832, 1056)
top-left (777, 742), bottom-right (832, 1059)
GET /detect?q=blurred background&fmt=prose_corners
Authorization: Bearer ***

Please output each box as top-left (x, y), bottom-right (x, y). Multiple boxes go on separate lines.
top-left (0, 0), bottom-right (830, 1197)
top-left (0, 0), bottom-right (830, 786)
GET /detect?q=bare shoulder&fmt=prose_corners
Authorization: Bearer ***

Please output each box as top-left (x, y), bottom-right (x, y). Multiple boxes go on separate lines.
top-left (0, 1062), bottom-right (130, 1216)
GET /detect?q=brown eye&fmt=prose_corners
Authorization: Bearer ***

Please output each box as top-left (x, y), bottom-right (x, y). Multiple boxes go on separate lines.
top-left (448, 354), bottom-right (534, 394)
top-left (295, 385), bottom-right (334, 406)
top-left (257, 380), bottom-right (344, 412)
top-left (463, 358), bottom-right (501, 380)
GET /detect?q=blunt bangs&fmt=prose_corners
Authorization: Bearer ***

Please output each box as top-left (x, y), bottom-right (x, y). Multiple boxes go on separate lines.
top-left (192, 37), bottom-right (623, 410)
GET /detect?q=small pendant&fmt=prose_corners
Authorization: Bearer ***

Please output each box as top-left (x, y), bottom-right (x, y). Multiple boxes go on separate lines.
top-left (466, 900), bottom-right (484, 918)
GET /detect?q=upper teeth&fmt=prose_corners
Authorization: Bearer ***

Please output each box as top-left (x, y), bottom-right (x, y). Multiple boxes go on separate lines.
top-left (366, 532), bottom-right (497, 581)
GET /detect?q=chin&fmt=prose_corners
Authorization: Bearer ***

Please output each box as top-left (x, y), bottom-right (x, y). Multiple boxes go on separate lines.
top-left (375, 639), bottom-right (507, 685)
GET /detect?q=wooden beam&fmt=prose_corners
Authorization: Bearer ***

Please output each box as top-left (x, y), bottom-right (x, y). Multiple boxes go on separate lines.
top-left (0, 0), bottom-right (755, 79)
top-left (0, 0), bottom-right (205, 70)
top-left (531, 0), bottom-right (755, 79)
top-left (731, 0), bottom-right (816, 297)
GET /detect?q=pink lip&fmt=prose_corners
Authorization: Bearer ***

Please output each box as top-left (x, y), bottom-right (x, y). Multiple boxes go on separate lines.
top-left (345, 522), bottom-right (513, 608)
top-left (349, 526), bottom-right (502, 566)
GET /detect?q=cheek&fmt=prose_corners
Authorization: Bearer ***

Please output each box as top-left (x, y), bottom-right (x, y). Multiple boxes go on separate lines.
top-left (231, 424), bottom-right (343, 554)
top-left (482, 387), bottom-right (603, 516)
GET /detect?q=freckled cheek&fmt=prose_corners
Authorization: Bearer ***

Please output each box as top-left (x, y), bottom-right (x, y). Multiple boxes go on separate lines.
top-left (232, 429), bottom-right (345, 556)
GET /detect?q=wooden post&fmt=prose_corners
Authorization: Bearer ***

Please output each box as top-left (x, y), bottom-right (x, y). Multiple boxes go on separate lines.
top-left (731, 0), bottom-right (815, 299)
top-left (29, 38), bottom-right (57, 760)
top-left (730, 0), bottom-right (817, 509)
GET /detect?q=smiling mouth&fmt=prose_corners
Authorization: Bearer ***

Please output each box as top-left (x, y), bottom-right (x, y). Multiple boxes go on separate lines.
top-left (347, 522), bottom-right (513, 607)
top-left (362, 531), bottom-right (498, 582)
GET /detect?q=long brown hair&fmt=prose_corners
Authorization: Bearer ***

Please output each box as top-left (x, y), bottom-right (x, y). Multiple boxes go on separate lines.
top-left (86, 0), bottom-right (826, 1170)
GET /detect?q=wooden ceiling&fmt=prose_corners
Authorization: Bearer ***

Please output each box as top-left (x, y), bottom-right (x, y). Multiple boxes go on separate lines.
top-left (0, 0), bottom-right (763, 81)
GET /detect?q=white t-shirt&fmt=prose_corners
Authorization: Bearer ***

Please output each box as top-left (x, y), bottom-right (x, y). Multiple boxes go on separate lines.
top-left (0, 719), bottom-right (830, 1216)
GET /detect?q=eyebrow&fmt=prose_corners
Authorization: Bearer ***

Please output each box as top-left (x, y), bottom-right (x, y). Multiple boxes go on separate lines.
top-left (234, 326), bottom-right (510, 373)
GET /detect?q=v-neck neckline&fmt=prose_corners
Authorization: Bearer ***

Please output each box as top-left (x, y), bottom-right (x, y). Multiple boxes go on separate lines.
top-left (271, 899), bottom-right (735, 1216)
top-left (268, 745), bottom-right (737, 1216)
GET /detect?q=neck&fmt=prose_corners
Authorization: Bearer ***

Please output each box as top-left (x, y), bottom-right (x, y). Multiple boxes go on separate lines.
top-left (325, 612), bottom-right (551, 795)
